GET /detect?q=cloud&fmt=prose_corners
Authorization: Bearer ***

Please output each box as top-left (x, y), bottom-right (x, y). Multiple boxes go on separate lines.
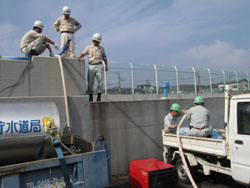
top-left (167, 41), bottom-right (250, 71)
top-left (1, 0), bottom-right (250, 71)
top-left (99, 0), bottom-right (250, 63)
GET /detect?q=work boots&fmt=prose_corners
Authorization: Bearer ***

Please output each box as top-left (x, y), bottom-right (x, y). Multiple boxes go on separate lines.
top-left (89, 94), bottom-right (93, 102)
top-left (97, 93), bottom-right (101, 102)
top-left (89, 93), bottom-right (101, 102)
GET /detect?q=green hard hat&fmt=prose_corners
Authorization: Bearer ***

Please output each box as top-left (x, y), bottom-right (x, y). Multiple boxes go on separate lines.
top-left (194, 96), bottom-right (204, 104)
top-left (170, 103), bottom-right (181, 112)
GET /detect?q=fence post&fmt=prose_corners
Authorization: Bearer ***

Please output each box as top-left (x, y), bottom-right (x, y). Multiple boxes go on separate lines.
top-left (192, 67), bottom-right (197, 94)
top-left (247, 72), bottom-right (250, 90)
top-left (222, 69), bottom-right (226, 91)
top-left (129, 62), bottom-right (134, 94)
top-left (174, 66), bottom-right (179, 93)
top-left (153, 64), bottom-right (159, 94)
top-left (234, 71), bottom-right (239, 90)
top-left (207, 68), bottom-right (212, 93)
top-left (103, 61), bottom-right (107, 95)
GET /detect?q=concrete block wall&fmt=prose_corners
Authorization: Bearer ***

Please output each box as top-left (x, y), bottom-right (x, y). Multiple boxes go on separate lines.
top-left (86, 97), bottom-right (224, 175)
top-left (0, 56), bottom-right (85, 97)
top-left (0, 57), bottom-right (225, 175)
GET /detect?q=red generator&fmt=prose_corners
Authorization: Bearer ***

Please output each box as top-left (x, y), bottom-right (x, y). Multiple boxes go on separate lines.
top-left (129, 158), bottom-right (177, 188)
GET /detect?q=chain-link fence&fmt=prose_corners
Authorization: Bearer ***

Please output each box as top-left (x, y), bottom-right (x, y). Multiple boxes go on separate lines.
top-left (85, 62), bottom-right (250, 95)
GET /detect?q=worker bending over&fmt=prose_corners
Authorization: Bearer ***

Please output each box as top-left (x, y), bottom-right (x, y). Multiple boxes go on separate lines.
top-left (164, 103), bottom-right (187, 133)
top-left (54, 6), bottom-right (82, 58)
top-left (78, 33), bottom-right (108, 102)
top-left (20, 21), bottom-right (59, 57)
top-left (182, 96), bottom-right (212, 137)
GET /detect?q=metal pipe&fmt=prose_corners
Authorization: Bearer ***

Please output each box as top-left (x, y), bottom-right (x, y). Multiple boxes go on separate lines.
top-left (208, 68), bottom-right (212, 93)
top-left (174, 66), bottom-right (179, 93)
top-left (222, 69), bottom-right (226, 91)
top-left (153, 64), bottom-right (159, 94)
top-left (246, 72), bottom-right (250, 90)
top-left (192, 67), bottom-right (197, 94)
top-left (163, 82), bottom-right (169, 98)
top-left (234, 71), bottom-right (239, 90)
top-left (129, 62), bottom-right (134, 94)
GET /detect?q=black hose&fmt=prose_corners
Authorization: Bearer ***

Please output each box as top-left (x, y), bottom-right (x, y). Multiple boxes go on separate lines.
top-left (0, 61), bottom-right (32, 95)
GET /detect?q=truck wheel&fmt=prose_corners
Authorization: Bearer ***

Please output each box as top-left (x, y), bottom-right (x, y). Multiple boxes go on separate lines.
top-left (176, 158), bottom-right (191, 184)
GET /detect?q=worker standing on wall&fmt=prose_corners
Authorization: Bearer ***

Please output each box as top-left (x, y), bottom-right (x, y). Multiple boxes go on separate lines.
top-left (54, 6), bottom-right (82, 58)
top-left (78, 33), bottom-right (108, 102)
top-left (20, 21), bottom-right (59, 57)
top-left (182, 96), bottom-right (212, 137)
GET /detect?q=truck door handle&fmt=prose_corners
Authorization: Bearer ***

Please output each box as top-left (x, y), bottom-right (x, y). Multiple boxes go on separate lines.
top-left (235, 140), bottom-right (243, 145)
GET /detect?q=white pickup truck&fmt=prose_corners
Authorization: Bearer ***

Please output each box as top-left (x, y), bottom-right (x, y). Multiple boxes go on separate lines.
top-left (162, 91), bottom-right (250, 186)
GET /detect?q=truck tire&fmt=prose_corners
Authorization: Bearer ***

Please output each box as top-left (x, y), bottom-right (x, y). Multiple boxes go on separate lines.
top-left (176, 158), bottom-right (191, 184)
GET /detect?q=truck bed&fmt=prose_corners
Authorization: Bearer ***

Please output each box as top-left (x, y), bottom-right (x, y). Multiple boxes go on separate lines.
top-left (162, 129), bottom-right (229, 158)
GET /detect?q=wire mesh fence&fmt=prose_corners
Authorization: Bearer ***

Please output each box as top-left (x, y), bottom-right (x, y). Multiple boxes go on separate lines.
top-left (85, 62), bottom-right (250, 95)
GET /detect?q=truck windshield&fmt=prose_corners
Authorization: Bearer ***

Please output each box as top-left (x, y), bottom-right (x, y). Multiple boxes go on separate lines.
top-left (237, 102), bottom-right (250, 135)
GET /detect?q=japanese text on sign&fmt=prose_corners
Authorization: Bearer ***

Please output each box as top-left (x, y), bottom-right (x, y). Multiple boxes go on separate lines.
top-left (0, 120), bottom-right (41, 135)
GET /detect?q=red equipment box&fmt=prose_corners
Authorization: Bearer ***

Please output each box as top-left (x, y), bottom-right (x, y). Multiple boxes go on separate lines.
top-left (129, 158), bottom-right (177, 188)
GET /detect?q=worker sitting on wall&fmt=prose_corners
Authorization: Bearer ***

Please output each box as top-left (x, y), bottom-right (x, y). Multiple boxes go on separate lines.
top-left (164, 103), bottom-right (187, 133)
top-left (20, 20), bottom-right (59, 57)
top-left (182, 96), bottom-right (212, 137)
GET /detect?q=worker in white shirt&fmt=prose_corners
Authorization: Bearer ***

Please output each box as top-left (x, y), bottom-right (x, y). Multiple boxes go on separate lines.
top-left (182, 96), bottom-right (212, 137)
top-left (54, 6), bottom-right (82, 58)
top-left (164, 103), bottom-right (187, 163)
top-left (20, 21), bottom-right (59, 57)
top-left (164, 103), bottom-right (187, 133)
top-left (78, 33), bottom-right (108, 102)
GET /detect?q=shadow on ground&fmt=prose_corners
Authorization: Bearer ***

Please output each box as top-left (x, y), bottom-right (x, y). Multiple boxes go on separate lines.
top-left (108, 172), bottom-right (247, 188)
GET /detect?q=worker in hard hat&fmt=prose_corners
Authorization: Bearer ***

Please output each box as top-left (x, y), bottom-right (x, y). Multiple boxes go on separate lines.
top-left (164, 103), bottom-right (187, 133)
top-left (78, 33), bottom-right (108, 102)
top-left (182, 96), bottom-right (212, 137)
top-left (54, 6), bottom-right (82, 58)
top-left (20, 20), bottom-right (59, 57)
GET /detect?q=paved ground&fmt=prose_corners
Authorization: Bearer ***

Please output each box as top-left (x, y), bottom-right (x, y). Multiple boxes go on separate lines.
top-left (108, 172), bottom-right (248, 188)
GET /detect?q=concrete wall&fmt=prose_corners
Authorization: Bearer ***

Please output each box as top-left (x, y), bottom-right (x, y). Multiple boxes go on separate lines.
top-left (0, 56), bottom-right (85, 96)
top-left (0, 95), bottom-right (225, 175)
top-left (0, 57), bottom-right (225, 175)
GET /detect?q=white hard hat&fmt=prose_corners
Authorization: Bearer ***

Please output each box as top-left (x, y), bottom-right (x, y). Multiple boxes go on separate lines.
top-left (33, 20), bottom-right (44, 29)
top-left (92, 33), bottom-right (102, 42)
top-left (62, 6), bottom-right (71, 14)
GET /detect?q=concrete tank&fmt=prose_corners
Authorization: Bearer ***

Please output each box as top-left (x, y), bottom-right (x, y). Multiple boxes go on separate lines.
top-left (0, 103), bottom-right (60, 166)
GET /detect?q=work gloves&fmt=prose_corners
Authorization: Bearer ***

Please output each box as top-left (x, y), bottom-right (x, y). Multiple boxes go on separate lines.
top-left (54, 43), bottom-right (59, 51)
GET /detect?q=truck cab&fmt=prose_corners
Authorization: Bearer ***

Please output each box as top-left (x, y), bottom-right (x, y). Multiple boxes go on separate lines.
top-left (229, 94), bottom-right (250, 184)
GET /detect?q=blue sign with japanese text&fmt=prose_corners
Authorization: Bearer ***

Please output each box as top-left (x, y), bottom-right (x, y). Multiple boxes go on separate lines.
top-left (0, 120), bottom-right (41, 135)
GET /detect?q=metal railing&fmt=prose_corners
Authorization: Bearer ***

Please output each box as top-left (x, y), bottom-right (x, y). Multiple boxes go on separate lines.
top-left (85, 62), bottom-right (250, 95)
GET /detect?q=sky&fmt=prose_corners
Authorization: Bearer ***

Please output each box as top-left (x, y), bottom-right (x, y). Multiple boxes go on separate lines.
top-left (0, 0), bottom-right (250, 72)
